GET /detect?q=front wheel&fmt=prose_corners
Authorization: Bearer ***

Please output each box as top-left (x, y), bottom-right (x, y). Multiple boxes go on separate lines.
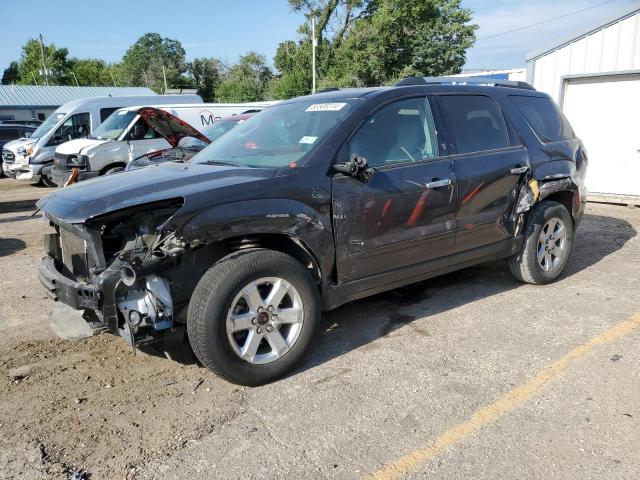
top-left (509, 200), bottom-right (574, 284)
top-left (187, 249), bottom-right (320, 386)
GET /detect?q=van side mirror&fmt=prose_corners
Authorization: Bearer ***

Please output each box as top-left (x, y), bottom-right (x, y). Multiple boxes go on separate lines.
top-left (333, 154), bottom-right (374, 183)
top-left (131, 124), bottom-right (145, 140)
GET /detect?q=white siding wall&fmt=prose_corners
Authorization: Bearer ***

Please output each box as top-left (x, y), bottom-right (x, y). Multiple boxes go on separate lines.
top-left (530, 11), bottom-right (640, 101)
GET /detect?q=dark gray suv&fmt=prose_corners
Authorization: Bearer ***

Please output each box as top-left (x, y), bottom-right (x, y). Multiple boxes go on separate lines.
top-left (37, 77), bottom-right (587, 385)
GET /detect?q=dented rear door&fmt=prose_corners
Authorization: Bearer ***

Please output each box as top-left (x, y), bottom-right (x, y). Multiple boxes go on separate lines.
top-left (436, 93), bottom-right (530, 253)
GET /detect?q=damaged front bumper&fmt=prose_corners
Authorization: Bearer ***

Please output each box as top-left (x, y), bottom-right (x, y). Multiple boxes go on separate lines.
top-left (38, 255), bottom-right (100, 309)
top-left (38, 209), bottom-right (183, 347)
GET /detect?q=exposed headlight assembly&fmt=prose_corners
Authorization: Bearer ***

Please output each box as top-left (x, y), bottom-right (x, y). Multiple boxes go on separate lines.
top-left (67, 154), bottom-right (88, 168)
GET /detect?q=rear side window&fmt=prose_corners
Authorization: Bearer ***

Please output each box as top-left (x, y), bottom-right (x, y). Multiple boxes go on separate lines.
top-left (510, 95), bottom-right (574, 143)
top-left (440, 95), bottom-right (510, 154)
top-left (100, 107), bottom-right (119, 123)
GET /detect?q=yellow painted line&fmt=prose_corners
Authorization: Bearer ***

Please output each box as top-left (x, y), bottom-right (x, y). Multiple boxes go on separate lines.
top-left (368, 313), bottom-right (640, 480)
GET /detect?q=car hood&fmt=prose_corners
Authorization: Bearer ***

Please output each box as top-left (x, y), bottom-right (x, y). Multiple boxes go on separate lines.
top-left (4, 137), bottom-right (36, 152)
top-left (138, 107), bottom-right (210, 148)
top-left (57, 138), bottom-right (111, 155)
top-left (37, 161), bottom-right (276, 224)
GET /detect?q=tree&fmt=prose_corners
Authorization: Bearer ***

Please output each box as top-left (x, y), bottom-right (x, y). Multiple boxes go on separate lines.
top-left (188, 57), bottom-right (221, 101)
top-left (216, 52), bottom-right (273, 102)
top-left (70, 58), bottom-right (114, 86)
top-left (13, 38), bottom-right (73, 85)
top-left (2, 61), bottom-right (19, 84)
top-left (121, 33), bottom-right (187, 93)
top-left (271, 0), bottom-right (477, 92)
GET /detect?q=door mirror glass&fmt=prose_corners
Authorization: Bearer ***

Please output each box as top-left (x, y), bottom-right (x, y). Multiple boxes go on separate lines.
top-left (130, 124), bottom-right (146, 140)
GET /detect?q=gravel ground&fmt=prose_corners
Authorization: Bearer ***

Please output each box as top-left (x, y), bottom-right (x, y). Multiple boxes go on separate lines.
top-left (0, 177), bottom-right (638, 479)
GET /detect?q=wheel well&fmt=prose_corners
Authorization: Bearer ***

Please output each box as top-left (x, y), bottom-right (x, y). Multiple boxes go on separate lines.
top-left (227, 234), bottom-right (321, 283)
top-left (99, 162), bottom-right (126, 175)
top-left (542, 190), bottom-right (574, 222)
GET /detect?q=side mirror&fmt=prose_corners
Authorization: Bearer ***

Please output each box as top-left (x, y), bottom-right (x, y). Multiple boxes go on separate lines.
top-left (131, 124), bottom-right (145, 140)
top-left (333, 154), bottom-right (374, 183)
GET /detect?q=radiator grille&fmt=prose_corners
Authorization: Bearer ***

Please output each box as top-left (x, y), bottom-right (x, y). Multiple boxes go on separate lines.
top-left (59, 228), bottom-right (89, 280)
top-left (2, 149), bottom-right (14, 163)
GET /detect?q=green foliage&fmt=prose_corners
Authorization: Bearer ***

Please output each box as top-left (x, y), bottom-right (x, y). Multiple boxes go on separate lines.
top-left (70, 59), bottom-right (114, 86)
top-left (2, 61), bottom-right (19, 84)
top-left (14, 38), bottom-right (73, 85)
top-left (273, 0), bottom-right (477, 93)
top-left (187, 57), bottom-right (221, 101)
top-left (121, 33), bottom-right (187, 93)
top-left (3, 2), bottom-right (476, 100)
top-left (269, 70), bottom-right (310, 99)
top-left (215, 52), bottom-right (273, 102)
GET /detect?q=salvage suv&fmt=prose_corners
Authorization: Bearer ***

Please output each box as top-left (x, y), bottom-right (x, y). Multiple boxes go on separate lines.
top-left (37, 77), bottom-right (587, 385)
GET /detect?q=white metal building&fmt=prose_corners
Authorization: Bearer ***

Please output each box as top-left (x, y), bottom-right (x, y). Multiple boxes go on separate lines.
top-left (526, 2), bottom-right (640, 201)
top-left (452, 68), bottom-right (527, 82)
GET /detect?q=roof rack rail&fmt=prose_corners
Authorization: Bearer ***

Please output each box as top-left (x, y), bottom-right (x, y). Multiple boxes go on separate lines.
top-left (395, 76), bottom-right (536, 90)
top-left (316, 87), bottom-right (341, 93)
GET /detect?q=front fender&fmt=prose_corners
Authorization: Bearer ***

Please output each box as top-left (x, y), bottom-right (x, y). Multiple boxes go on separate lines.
top-left (171, 197), bottom-right (335, 281)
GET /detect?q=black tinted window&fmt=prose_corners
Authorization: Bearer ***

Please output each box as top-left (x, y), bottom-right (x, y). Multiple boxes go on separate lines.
top-left (510, 95), bottom-right (574, 143)
top-left (100, 107), bottom-right (119, 123)
top-left (349, 97), bottom-right (438, 167)
top-left (440, 95), bottom-right (510, 154)
top-left (0, 128), bottom-right (19, 140)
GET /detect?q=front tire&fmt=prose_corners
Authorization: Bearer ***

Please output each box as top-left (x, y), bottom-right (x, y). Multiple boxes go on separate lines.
top-left (39, 164), bottom-right (56, 187)
top-left (509, 200), bottom-right (574, 284)
top-left (187, 249), bottom-right (320, 386)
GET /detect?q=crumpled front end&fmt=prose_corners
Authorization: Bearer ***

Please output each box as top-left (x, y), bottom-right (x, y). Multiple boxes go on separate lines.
top-left (38, 199), bottom-right (188, 346)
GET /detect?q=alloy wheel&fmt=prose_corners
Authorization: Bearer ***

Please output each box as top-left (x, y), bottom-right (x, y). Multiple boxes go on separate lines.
top-left (226, 277), bottom-right (304, 364)
top-left (536, 218), bottom-right (567, 272)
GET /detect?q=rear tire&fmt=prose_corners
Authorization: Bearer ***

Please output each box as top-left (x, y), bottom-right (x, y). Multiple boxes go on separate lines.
top-left (509, 200), bottom-right (574, 284)
top-left (187, 249), bottom-right (320, 386)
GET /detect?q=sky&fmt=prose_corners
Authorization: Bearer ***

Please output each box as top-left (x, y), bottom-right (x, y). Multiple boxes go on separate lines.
top-left (0, 0), bottom-right (637, 76)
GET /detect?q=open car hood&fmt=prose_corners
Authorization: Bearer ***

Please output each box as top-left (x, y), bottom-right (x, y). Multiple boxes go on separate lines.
top-left (138, 107), bottom-right (211, 148)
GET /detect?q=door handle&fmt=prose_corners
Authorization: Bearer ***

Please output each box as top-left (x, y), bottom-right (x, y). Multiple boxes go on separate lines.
top-left (425, 178), bottom-right (452, 189)
top-left (510, 166), bottom-right (529, 174)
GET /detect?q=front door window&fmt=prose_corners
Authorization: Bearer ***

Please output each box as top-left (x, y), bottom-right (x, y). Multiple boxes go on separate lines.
top-left (348, 97), bottom-right (438, 167)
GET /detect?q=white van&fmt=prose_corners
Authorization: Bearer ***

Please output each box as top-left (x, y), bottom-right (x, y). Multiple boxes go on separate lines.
top-left (1, 95), bottom-right (202, 186)
top-left (52, 102), bottom-right (276, 186)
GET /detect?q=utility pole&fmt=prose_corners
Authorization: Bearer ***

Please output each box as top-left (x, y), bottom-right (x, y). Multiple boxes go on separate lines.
top-left (143, 72), bottom-right (149, 88)
top-left (71, 72), bottom-right (79, 86)
top-left (38, 34), bottom-right (49, 86)
top-left (311, 18), bottom-right (317, 94)
top-left (109, 66), bottom-right (117, 87)
top-left (31, 71), bottom-right (39, 86)
top-left (162, 65), bottom-right (168, 93)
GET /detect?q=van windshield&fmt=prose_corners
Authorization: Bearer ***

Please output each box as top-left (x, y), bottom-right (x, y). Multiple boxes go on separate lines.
top-left (30, 113), bottom-right (65, 140)
top-left (192, 99), bottom-right (357, 168)
top-left (90, 110), bottom-right (137, 140)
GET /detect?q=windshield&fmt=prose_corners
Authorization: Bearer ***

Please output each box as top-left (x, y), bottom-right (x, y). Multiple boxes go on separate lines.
top-left (180, 118), bottom-right (239, 151)
top-left (30, 112), bottom-right (65, 139)
top-left (90, 110), bottom-right (136, 140)
top-left (193, 100), bottom-right (357, 168)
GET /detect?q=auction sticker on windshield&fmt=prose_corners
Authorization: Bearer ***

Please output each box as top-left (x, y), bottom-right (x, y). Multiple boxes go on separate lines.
top-left (305, 103), bottom-right (347, 112)
top-left (298, 136), bottom-right (318, 144)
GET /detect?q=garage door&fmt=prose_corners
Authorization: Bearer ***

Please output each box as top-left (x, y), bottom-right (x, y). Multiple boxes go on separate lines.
top-left (562, 74), bottom-right (640, 197)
